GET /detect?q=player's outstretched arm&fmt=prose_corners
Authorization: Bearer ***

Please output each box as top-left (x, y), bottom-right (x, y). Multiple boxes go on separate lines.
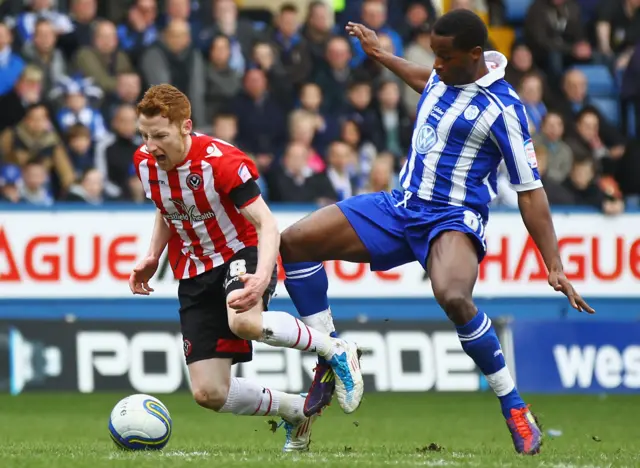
top-left (228, 196), bottom-right (280, 313)
top-left (491, 103), bottom-right (594, 313)
top-left (517, 188), bottom-right (595, 314)
top-left (147, 209), bottom-right (172, 259)
top-left (346, 22), bottom-right (431, 94)
top-left (129, 209), bottom-right (172, 295)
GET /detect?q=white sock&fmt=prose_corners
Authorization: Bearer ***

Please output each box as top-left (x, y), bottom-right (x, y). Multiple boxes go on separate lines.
top-left (277, 392), bottom-right (305, 423)
top-left (219, 377), bottom-right (304, 423)
top-left (260, 311), bottom-right (333, 356)
top-left (300, 308), bottom-right (336, 335)
top-left (219, 377), bottom-right (279, 416)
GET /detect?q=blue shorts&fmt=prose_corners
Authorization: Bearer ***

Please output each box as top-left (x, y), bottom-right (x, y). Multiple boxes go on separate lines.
top-left (337, 190), bottom-right (488, 271)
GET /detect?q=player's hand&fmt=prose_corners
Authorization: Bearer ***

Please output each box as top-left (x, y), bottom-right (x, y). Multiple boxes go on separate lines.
top-left (345, 22), bottom-right (381, 57)
top-left (227, 274), bottom-right (268, 313)
top-left (548, 270), bottom-right (595, 314)
top-left (129, 256), bottom-right (159, 296)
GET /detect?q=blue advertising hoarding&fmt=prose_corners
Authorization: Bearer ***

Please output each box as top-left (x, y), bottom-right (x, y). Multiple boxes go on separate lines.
top-left (512, 321), bottom-right (640, 394)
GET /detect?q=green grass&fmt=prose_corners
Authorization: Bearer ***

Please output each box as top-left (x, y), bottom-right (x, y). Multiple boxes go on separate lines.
top-left (0, 392), bottom-right (637, 467)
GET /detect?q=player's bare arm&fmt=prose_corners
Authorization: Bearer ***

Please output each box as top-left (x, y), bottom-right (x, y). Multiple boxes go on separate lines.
top-left (517, 188), bottom-right (595, 314)
top-left (129, 209), bottom-right (172, 295)
top-left (227, 196), bottom-right (280, 313)
top-left (346, 22), bottom-right (432, 93)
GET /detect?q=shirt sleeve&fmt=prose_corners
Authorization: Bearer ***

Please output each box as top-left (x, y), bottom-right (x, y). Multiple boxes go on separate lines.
top-left (132, 148), bottom-right (145, 181)
top-left (490, 104), bottom-right (543, 192)
top-left (212, 142), bottom-right (262, 208)
top-left (132, 147), bottom-right (156, 203)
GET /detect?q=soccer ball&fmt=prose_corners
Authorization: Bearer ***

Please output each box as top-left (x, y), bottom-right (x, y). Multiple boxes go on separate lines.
top-left (108, 394), bottom-right (173, 451)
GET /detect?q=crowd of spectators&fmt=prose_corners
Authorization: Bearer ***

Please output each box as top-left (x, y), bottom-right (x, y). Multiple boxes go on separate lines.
top-left (0, 0), bottom-right (637, 214)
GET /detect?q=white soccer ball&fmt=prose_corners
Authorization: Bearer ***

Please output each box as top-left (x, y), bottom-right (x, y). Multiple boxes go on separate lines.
top-left (108, 394), bottom-right (173, 451)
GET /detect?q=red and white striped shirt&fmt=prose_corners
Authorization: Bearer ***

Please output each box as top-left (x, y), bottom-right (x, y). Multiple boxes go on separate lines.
top-left (134, 133), bottom-right (260, 280)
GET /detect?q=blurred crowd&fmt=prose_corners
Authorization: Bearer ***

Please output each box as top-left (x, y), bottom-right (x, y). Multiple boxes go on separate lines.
top-left (0, 0), bottom-right (637, 215)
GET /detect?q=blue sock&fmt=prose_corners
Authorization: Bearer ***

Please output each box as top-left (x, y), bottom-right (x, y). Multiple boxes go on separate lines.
top-left (283, 262), bottom-right (337, 364)
top-left (457, 310), bottom-right (525, 419)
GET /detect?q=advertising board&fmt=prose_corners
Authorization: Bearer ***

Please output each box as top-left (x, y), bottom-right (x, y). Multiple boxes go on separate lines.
top-left (0, 319), bottom-right (503, 395)
top-left (1, 210), bottom-right (639, 298)
top-left (511, 321), bottom-right (640, 394)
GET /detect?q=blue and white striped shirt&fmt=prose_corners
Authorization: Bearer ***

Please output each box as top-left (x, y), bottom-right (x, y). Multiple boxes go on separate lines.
top-left (399, 51), bottom-right (542, 219)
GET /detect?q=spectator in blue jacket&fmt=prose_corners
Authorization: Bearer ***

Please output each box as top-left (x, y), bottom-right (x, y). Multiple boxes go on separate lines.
top-left (0, 23), bottom-right (26, 96)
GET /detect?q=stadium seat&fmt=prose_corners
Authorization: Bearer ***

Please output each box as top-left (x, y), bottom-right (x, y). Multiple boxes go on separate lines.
top-left (503, 0), bottom-right (533, 24)
top-left (487, 26), bottom-right (515, 58)
top-left (590, 97), bottom-right (620, 126)
top-left (572, 64), bottom-right (617, 97)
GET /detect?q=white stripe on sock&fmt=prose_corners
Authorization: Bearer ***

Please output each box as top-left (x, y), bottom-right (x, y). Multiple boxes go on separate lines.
top-left (485, 367), bottom-right (515, 397)
top-left (285, 264), bottom-right (324, 280)
top-left (458, 316), bottom-right (492, 342)
top-left (285, 264), bottom-right (322, 276)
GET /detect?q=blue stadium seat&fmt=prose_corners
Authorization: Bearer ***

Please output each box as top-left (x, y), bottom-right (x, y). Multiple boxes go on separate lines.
top-left (504, 0), bottom-right (533, 23)
top-left (572, 64), bottom-right (616, 97)
top-left (590, 97), bottom-right (620, 126)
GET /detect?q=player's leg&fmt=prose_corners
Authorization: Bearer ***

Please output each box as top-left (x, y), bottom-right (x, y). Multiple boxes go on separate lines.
top-left (280, 204), bottom-right (371, 341)
top-left (280, 193), bottom-right (414, 416)
top-left (187, 357), bottom-right (313, 452)
top-left (227, 293), bottom-right (365, 417)
top-left (280, 204), bottom-right (370, 416)
top-left (225, 247), bottom-right (363, 415)
top-left (178, 269), bottom-right (316, 452)
top-left (280, 204), bottom-right (373, 263)
top-left (427, 230), bottom-right (542, 455)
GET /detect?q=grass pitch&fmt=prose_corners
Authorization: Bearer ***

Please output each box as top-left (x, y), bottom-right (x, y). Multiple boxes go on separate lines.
top-left (0, 392), bottom-right (637, 467)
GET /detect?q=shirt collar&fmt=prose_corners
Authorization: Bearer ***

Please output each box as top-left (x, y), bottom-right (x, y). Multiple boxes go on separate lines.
top-left (474, 51), bottom-right (508, 87)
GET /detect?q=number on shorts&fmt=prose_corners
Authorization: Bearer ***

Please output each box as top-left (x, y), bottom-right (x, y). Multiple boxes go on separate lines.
top-left (229, 259), bottom-right (247, 277)
top-left (463, 210), bottom-right (479, 232)
top-left (463, 210), bottom-right (485, 240)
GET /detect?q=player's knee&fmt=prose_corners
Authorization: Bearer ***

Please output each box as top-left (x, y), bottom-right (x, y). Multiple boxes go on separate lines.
top-left (438, 293), bottom-right (475, 323)
top-left (280, 226), bottom-right (304, 263)
top-left (192, 384), bottom-right (229, 411)
top-left (228, 313), bottom-right (261, 340)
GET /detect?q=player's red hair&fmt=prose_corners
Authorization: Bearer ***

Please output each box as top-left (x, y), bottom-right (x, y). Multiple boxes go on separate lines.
top-left (136, 84), bottom-right (191, 124)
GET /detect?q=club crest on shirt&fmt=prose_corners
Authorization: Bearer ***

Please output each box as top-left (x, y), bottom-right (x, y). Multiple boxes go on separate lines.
top-left (186, 173), bottom-right (203, 191)
top-left (464, 105), bottom-right (480, 120)
top-left (413, 123), bottom-right (438, 154)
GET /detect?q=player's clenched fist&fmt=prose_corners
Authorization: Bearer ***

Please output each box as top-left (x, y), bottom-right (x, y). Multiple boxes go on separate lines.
top-left (129, 256), bottom-right (159, 295)
top-left (345, 21), bottom-right (381, 56)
